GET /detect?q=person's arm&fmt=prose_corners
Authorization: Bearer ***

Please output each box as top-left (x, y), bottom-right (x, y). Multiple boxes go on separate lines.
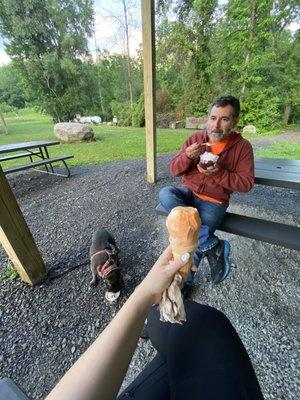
top-left (46, 247), bottom-right (189, 400)
top-left (169, 133), bottom-right (204, 177)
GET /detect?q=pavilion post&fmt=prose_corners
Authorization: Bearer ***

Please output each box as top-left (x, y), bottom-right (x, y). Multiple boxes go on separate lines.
top-left (0, 167), bottom-right (47, 285)
top-left (141, 0), bottom-right (157, 183)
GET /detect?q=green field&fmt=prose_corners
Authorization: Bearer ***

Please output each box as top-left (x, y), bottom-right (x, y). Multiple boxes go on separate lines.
top-left (257, 142), bottom-right (300, 159)
top-left (0, 109), bottom-right (298, 167)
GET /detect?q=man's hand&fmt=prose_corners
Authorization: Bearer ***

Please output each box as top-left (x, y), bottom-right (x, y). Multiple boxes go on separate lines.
top-left (197, 163), bottom-right (221, 176)
top-left (185, 143), bottom-right (201, 160)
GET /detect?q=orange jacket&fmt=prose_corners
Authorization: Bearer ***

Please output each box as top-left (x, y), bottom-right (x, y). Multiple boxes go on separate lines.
top-left (169, 131), bottom-right (254, 203)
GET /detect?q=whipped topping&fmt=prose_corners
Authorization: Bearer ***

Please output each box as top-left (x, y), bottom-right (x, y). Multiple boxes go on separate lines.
top-left (199, 151), bottom-right (219, 163)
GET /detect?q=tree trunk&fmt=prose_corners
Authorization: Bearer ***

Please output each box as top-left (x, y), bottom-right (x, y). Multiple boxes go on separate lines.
top-left (122, 0), bottom-right (134, 122)
top-left (241, 2), bottom-right (257, 95)
top-left (283, 103), bottom-right (292, 124)
top-left (0, 112), bottom-right (9, 134)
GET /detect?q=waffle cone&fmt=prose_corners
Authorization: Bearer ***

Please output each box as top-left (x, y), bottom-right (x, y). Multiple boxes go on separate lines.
top-left (166, 207), bottom-right (201, 280)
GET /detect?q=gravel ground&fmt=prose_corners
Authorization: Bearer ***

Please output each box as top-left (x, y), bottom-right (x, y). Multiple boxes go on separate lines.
top-left (0, 152), bottom-right (299, 400)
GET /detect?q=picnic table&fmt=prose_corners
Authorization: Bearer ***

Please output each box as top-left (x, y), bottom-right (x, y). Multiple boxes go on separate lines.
top-left (0, 140), bottom-right (74, 177)
top-left (157, 157), bottom-right (300, 250)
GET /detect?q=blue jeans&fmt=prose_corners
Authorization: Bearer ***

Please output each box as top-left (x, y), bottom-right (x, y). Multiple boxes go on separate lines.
top-left (159, 186), bottom-right (228, 283)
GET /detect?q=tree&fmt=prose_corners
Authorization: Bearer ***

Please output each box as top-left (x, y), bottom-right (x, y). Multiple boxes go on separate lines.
top-left (0, 63), bottom-right (27, 108)
top-left (99, 0), bottom-right (141, 123)
top-left (156, 0), bottom-right (219, 117)
top-left (0, 0), bottom-right (96, 121)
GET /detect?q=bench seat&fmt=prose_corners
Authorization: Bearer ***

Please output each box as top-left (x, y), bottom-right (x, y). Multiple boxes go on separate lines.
top-left (3, 155), bottom-right (74, 177)
top-left (0, 150), bottom-right (40, 162)
top-left (156, 203), bottom-right (300, 251)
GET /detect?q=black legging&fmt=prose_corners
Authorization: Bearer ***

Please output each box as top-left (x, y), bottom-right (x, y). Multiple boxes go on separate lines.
top-left (118, 300), bottom-right (264, 399)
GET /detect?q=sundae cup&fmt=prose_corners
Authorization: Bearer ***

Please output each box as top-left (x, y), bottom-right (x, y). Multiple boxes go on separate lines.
top-left (199, 151), bottom-right (219, 170)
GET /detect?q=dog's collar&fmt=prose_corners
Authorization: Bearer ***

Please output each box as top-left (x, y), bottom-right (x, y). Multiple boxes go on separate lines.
top-left (91, 249), bottom-right (119, 278)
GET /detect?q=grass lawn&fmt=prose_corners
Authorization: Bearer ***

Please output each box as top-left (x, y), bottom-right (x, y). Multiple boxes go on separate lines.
top-left (258, 142), bottom-right (300, 159)
top-left (0, 108), bottom-right (298, 167)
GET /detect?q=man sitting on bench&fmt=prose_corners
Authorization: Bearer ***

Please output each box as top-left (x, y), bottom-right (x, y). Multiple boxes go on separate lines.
top-left (159, 95), bottom-right (254, 297)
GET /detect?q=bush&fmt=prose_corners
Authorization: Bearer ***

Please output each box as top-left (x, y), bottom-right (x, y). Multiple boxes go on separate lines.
top-left (132, 94), bottom-right (145, 127)
top-left (240, 90), bottom-right (281, 130)
top-left (156, 112), bottom-right (176, 128)
top-left (110, 100), bottom-right (132, 126)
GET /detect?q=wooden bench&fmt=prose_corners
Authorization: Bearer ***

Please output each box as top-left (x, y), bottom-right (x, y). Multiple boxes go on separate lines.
top-left (155, 158), bottom-right (300, 251)
top-left (0, 150), bottom-right (40, 162)
top-left (156, 204), bottom-right (300, 250)
top-left (3, 155), bottom-right (74, 178)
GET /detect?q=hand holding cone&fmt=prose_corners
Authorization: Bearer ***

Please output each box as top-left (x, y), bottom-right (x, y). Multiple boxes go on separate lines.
top-left (166, 206), bottom-right (201, 280)
top-left (159, 206), bottom-right (201, 324)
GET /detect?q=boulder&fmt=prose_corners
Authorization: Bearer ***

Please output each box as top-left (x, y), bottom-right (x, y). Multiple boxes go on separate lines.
top-left (54, 122), bottom-right (95, 142)
top-left (185, 116), bottom-right (207, 129)
top-left (80, 116), bottom-right (101, 124)
top-left (242, 125), bottom-right (257, 134)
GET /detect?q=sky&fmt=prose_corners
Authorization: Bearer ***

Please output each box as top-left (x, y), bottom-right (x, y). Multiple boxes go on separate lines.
top-left (0, 0), bottom-right (142, 66)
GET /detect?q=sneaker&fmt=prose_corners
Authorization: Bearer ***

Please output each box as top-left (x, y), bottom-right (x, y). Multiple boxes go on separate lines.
top-left (140, 323), bottom-right (149, 340)
top-left (181, 282), bottom-right (193, 299)
top-left (205, 240), bottom-right (231, 284)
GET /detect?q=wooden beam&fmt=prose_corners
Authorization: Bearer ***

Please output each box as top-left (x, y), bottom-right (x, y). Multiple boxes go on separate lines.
top-left (141, 0), bottom-right (156, 183)
top-left (0, 167), bottom-right (47, 285)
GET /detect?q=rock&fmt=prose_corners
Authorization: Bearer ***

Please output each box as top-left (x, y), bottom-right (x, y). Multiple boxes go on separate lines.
top-left (242, 125), bottom-right (257, 134)
top-left (185, 116), bottom-right (207, 129)
top-left (54, 122), bottom-right (95, 143)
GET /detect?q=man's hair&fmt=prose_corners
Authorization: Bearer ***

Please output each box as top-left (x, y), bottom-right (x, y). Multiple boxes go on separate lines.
top-left (212, 95), bottom-right (240, 118)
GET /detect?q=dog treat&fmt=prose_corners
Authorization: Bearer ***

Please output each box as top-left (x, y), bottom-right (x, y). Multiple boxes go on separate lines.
top-left (199, 151), bottom-right (219, 170)
top-left (105, 291), bottom-right (120, 302)
top-left (159, 206), bottom-right (201, 324)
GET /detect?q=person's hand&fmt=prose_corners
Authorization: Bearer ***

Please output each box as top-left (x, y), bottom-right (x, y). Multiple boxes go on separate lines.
top-left (137, 246), bottom-right (190, 304)
top-left (185, 143), bottom-right (201, 160)
top-left (197, 163), bottom-right (221, 176)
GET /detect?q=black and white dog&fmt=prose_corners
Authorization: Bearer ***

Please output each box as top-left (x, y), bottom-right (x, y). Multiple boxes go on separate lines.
top-left (89, 229), bottom-right (123, 297)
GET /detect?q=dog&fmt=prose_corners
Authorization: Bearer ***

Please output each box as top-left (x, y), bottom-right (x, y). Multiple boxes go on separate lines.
top-left (89, 229), bottom-right (123, 294)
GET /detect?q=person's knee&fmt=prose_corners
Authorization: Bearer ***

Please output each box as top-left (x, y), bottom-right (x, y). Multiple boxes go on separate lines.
top-left (185, 302), bottom-right (232, 332)
top-left (158, 186), bottom-right (175, 201)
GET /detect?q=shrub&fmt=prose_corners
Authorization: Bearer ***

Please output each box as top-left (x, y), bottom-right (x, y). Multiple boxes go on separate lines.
top-left (132, 94), bottom-right (145, 127)
top-left (156, 112), bottom-right (176, 128)
top-left (240, 90), bottom-right (281, 130)
top-left (110, 100), bottom-right (132, 126)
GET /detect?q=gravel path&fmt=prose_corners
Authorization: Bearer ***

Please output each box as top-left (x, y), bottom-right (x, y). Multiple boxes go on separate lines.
top-left (0, 140), bottom-right (299, 399)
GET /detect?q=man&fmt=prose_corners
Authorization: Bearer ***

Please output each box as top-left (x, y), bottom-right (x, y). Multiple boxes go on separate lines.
top-left (159, 95), bottom-right (254, 296)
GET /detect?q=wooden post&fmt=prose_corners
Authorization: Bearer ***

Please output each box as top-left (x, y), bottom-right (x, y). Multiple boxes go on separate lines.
top-left (141, 0), bottom-right (157, 183)
top-left (0, 166), bottom-right (47, 285)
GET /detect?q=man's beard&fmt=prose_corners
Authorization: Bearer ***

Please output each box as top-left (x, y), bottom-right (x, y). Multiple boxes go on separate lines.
top-left (208, 129), bottom-right (231, 141)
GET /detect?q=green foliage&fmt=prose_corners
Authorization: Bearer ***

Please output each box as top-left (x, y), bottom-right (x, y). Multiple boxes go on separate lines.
top-left (156, 0), bottom-right (299, 130)
top-left (0, 63), bottom-right (27, 108)
top-left (0, 0), bottom-right (298, 129)
top-left (240, 90), bottom-right (281, 129)
top-left (110, 100), bottom-right (132, 126)
top-left (0, 0), bottom-right (95, 121)
top-left (132, 93), bottom-right (145, 127)
top-left (0, 261), bottom-right (18, 283)
top-left (156, 112), bottom-right (176, 128)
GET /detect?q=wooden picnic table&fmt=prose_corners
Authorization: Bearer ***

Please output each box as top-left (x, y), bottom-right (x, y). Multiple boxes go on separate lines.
top-left (0, 140), bottom-right (73, 177)
top-left (254, 157), bottom-right (300, 190)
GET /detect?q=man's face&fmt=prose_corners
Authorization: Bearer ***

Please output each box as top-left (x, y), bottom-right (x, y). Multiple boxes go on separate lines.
top-left (207, 104), bottom-right (239, 142)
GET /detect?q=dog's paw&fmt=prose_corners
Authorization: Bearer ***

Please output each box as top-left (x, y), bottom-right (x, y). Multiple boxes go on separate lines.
top-left (105, 291), bottom-right (120, 302)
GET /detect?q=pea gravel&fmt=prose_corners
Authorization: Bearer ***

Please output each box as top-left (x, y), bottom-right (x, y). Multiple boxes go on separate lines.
top-left (0, 154), bottom-right (299, 400)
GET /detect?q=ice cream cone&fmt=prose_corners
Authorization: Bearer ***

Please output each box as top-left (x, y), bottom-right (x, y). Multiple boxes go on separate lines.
top-left (166, 206), bottom-right (201, 280)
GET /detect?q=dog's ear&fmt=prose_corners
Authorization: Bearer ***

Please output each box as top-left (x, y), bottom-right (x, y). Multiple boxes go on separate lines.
top-left (110, 243), bottom-right (120, 255)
